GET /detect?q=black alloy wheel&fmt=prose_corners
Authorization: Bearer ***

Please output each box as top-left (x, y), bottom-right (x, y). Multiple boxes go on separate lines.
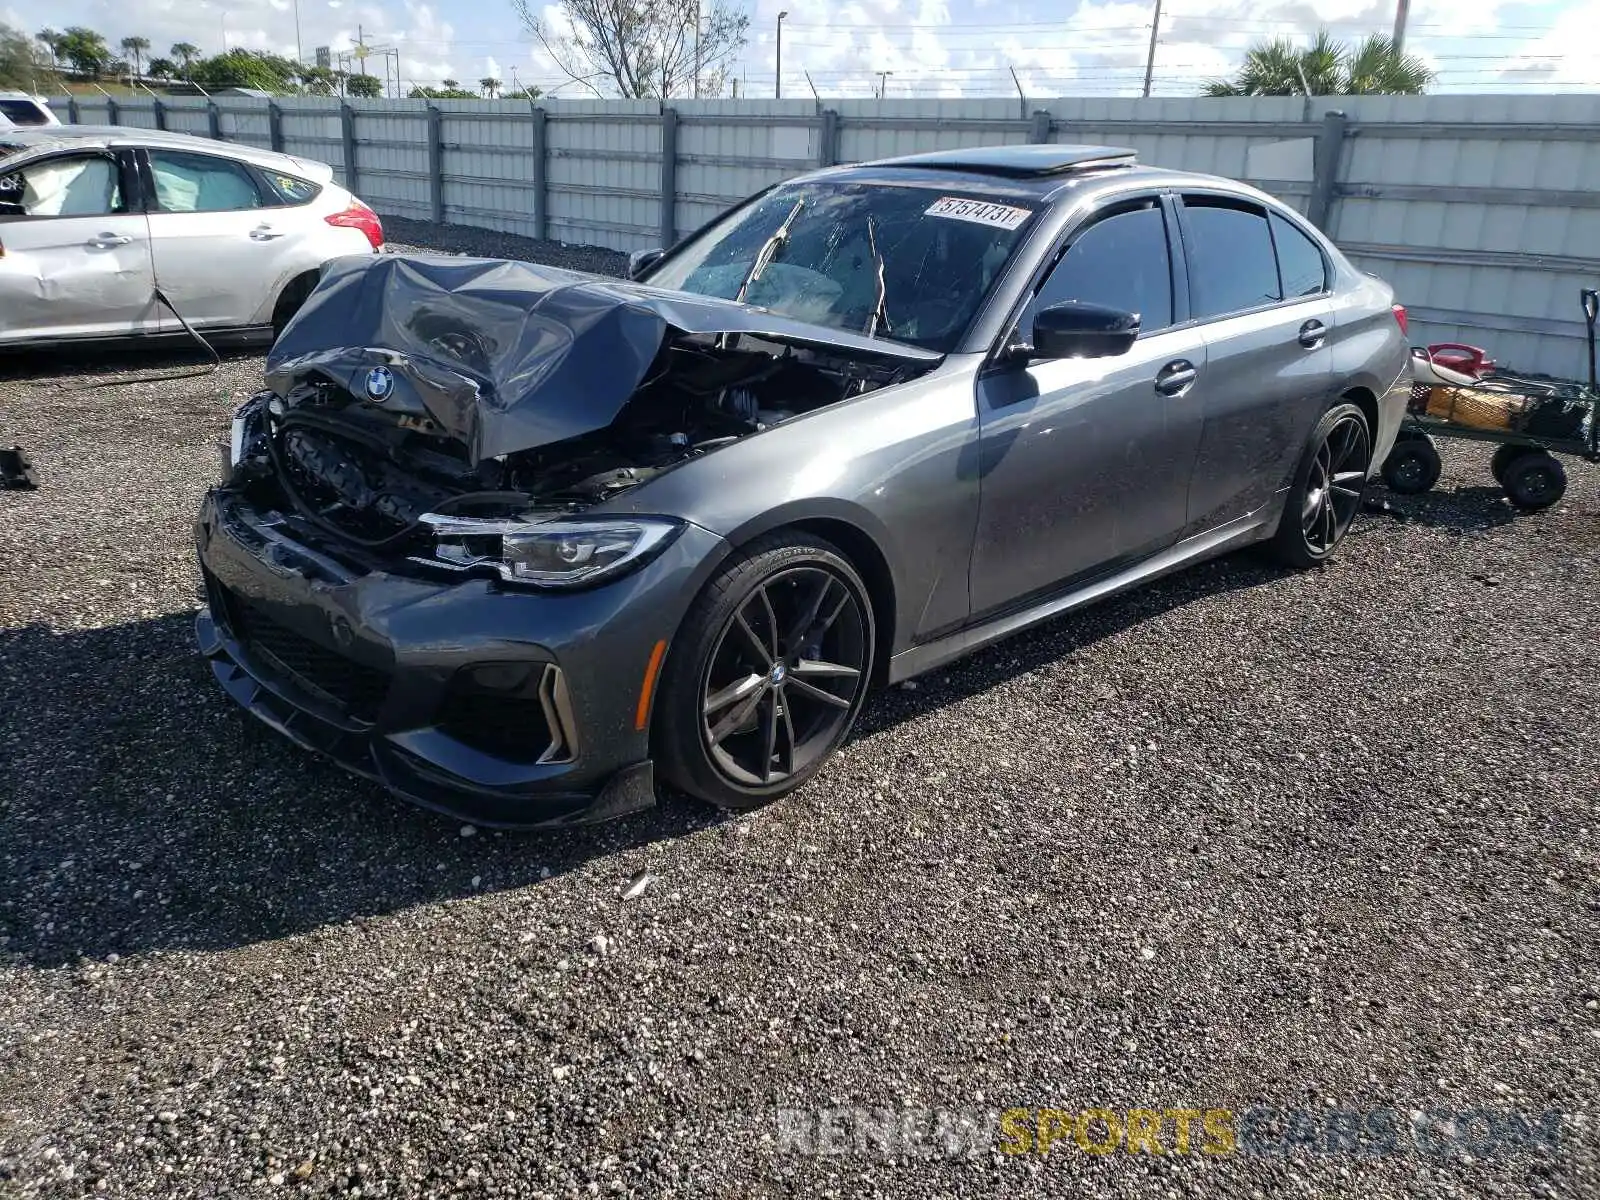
top-left (701, 565), bottom-right (867, 787)
top-left (1272, 402), bottom-right (1373, 568)
top-left (656, 534), bottom-right (875, 810)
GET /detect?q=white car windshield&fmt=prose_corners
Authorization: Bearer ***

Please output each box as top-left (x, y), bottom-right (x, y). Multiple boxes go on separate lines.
top-left (645, 180), bottom-right (1039, 352)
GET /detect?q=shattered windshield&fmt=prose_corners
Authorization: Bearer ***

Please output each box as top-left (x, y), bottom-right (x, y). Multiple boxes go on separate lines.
top-left (644, 180), bottom-right (1039, 353)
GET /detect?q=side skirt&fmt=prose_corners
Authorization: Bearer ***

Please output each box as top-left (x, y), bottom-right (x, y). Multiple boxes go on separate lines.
top-left (886, 511), bottom-right (1272, 684)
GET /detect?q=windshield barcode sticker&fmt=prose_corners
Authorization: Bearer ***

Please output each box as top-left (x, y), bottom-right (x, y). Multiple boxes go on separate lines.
top-left (924, 196), bottom-right (1033, 229)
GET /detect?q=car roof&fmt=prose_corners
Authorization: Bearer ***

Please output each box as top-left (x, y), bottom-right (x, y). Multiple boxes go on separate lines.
top-left (0, 125), bottom-right (329, 178)
top-left (865, 144), bottom-right (1138, 178)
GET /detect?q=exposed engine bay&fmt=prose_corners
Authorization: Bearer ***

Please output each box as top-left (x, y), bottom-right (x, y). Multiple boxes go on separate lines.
top-left (225, 253), bottom-right (944, 563)
top-left (232, 333), bottom-right (924, 547)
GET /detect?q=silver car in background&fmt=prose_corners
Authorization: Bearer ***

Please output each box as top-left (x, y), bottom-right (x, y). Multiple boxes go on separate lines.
top-left (0, 126), bottom-right (382, 347)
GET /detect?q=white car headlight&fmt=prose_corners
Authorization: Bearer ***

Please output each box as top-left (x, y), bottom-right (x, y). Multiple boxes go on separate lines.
top-left (418, 514), bottom-right (684, 588)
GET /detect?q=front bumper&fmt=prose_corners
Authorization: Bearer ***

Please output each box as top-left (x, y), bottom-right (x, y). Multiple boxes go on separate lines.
top-left (194, 489), bottom-right (727, 829)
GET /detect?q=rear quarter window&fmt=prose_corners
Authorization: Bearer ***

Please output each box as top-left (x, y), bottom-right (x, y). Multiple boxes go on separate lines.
top-left (0, 99), bottom-right (52, 126)
top-left (261, 171), bottom-right (322, 206)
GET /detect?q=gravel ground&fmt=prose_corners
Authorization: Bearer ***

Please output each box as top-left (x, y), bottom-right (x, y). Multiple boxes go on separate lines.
top-left (2, 223), bottom-right (1599, 1199)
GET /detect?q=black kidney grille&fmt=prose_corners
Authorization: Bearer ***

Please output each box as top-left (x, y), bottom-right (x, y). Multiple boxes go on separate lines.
top-left (226, 595), bottom-right (390, 720)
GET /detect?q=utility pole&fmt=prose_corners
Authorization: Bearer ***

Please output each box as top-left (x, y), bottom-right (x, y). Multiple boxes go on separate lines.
top-left (1392, 0), bottom-right (1412, 54)
top-left (293, 0), bottom-right (303, 66)
top-left (775, 11), bottom-right (788, 98)
top-left (1141, 0), bottom-right (1161, 98)
top-left (876, 69), bottom-right (892, 98)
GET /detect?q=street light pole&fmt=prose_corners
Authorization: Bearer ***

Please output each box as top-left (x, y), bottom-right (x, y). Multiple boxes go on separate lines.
top-left (293, 0), bottom-right (304, 65)
top-left (1141, 0), bottom-right (1161, 98)
top-left (876, 69), bottom-right (892, 98)
top-left (1392, 0), bottom-right (1412, 54)
top-left (775, 11), bottom-right (788, 99)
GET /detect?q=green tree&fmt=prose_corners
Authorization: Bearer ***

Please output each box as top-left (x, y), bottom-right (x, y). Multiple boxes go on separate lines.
top-left (515, 0), bottom-right (748, 98)
top-left (1203, 30), bottom-right (1432, 96)
top-left (407, 82), bottom-right (480, 99)
top-left (2, 22), bottom-right (53, 89)
top-left (191, 48), bottom-right (301, 92)
top-left (442, 77), bottom-right (460, 89)
top-left (35, 27), bottom-right (64, 68)
top-left (146, 56), bottom-right (175, 80)
top-left (300, 65), bottom-right (338, 94)
top-left (478, 76), bottom-right (501, 97)
top-left (346, 72), bottom-right (382, 97)
top-left (58, 26), bottom-right (111, 76)
top-left (119, 35), bottom-right (150, 80)
top-left (171, 41), bottom-right (199, 79)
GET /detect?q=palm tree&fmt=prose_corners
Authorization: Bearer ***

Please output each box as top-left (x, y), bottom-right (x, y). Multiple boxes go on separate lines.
top-left (35, 28), bottom-right (64, 68)
top-left (171, 41), bottom-right (199, 80)
top-left (479, 76), bottom-right (502, 98)
top-left (1203, 30), bottom-right (1432, 96)
top-left (120, 35), bottom-right (150, 82)
top-left (442, 77), bottom-right (459, 89)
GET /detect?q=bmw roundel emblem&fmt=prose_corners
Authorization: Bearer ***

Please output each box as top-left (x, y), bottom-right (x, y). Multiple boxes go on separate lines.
top-left (364, 366), bottom-right (394, 402)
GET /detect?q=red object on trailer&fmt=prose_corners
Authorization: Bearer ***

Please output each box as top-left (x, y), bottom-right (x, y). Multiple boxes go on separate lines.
top-left (1425, 342), bottom-right (1495, 379)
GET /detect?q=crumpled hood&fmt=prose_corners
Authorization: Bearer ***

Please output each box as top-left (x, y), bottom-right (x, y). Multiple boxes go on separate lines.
top-left (265, 254), bottom-right (942, 463)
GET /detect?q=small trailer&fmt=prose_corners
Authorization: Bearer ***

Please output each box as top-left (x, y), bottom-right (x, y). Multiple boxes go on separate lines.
top-left (1380, 289), bottom-right (1599, 511)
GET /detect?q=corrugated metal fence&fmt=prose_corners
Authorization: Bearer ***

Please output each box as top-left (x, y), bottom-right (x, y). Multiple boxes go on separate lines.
top-left (52, 92), bottom-right (1600, 380)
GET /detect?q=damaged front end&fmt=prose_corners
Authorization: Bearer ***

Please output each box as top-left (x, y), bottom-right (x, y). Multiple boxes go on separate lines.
top-left (224, 253), bottom-right (941, 580)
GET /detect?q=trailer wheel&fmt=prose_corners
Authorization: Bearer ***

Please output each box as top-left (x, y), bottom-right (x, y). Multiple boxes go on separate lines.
top-left (1381, 434), bottom-right (1442, 495)
top-left (1502, 452), bottom-right (1567, 511)
top-left (1490, 443), bottom-right (1528, 485)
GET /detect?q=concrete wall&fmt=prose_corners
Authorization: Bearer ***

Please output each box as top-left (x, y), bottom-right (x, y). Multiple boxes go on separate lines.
top-left (53, 92), bottom-right (1600, 381)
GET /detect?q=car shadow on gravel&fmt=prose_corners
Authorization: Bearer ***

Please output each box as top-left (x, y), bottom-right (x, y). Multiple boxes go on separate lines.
top-left (1365, 484), bottom-right (1520, 533)
top-left (0, 535), bottom-right (1372, 968)
top-left (0, 612), bottom-right (722, 969)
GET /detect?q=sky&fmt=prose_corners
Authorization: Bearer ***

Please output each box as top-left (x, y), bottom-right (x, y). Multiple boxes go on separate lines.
top-left (3, 0), bottom-right (1596, 98)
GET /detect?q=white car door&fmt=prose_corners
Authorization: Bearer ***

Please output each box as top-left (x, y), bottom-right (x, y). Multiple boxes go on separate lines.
top-left (0, 150), bottom-right (160, 343)
top-left (142, 147), bottom-right (307, 329)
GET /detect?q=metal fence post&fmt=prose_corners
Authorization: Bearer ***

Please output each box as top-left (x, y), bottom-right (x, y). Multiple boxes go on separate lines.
top-left (659, 107), bottom-right (678, 248)
top-left (1029, 109), bottom-right (1052, 143)
top-left (426, 104), bottom-right (444, 223)
top-left (207, 101), bottom-right (222, 141)
top-left (341, 103), bottom-right (359, 195)
top-left (818, 108), bottom-right (840, 167)
top-left (1308, 110), bottom-right (1349, 234)
top-left (67, 97), bottom-right (79, 124)
top-left (105, 97), bottom-right (119, 126)
top-left (530, 104), bottom-right (548, 242)
top-left (152, 98), bottom-right (166, 131)
top-left (267, 102), bottom-right (285, 152)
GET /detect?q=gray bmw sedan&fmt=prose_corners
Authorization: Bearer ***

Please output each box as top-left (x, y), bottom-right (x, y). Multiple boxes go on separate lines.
top-left (194, 144), bottom-right (1410, 826)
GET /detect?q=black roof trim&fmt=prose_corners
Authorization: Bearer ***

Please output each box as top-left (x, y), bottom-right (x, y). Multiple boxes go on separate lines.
top-left (861, 144), bottom-right (1138, 179)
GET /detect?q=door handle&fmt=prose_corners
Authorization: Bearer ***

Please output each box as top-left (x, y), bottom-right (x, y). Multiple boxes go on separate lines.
top-left (86, 233), bottom-right (132, 248)
top-left (249, 226), bottom-right (284, 241)
top-left (1154, 359), bottom-right (1198, 396)
top-left (1298, 319), bottom-right (1327, 349)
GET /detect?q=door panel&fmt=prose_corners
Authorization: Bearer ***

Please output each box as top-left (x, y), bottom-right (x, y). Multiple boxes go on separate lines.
top-left (1183, 301), bottom-right (1333, 532)
top-left (971, 329), bottom-right (1210, 614)
top-left (1176, 194), bottom-right (1334, 533)
top-left (142, 149), bottom-right (304, 328)
top-left (969, 195), bottom-right (1206, 616)
top-left (0, 152), bottom-right (158, 342)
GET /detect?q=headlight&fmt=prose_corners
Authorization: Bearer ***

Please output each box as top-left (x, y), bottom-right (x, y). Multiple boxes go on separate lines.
top-left (418, 514), bottom-right (684, 588)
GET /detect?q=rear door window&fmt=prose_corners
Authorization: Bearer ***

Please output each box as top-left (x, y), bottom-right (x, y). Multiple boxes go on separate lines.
top-left (1181, 196), bottom-right (1281, 319)
top-left (148, 150), bottom-right (264, 213)
top-left (1025, 199), bottom-right (1174, 335)
top-left (1270, 211), bottom-right (1329, 298)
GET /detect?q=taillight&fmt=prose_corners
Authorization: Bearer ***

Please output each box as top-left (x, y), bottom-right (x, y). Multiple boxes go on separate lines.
top-left (325, 200), bottom-right (384, 251)
top-left (1392, 303), bottom-right (1408, 336)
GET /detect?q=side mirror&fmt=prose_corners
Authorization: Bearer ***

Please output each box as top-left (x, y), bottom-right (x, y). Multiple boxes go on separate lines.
top-left (1031, 301), bottom-right (1140, 360)
top-left (628, 247), bottom-right (665, 280)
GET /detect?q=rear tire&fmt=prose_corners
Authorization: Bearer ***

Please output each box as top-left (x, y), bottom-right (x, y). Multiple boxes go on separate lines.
top-left (1489, 443), bottom-right (1526, 485)
top-left (1270, 402), bottom-right (1372, 569)
top-left (1381, 433), bottom-right (1442, 495)
top-left (655, 533), bottom-right (875, 812)
top-left (1502, 452), bottom-right (1567, 510)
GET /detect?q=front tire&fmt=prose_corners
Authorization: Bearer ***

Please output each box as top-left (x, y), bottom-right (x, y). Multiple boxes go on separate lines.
top-left (1270, 402), bottom-right (1373, 569)
top-left (655, 533), bottom-right (875, 812)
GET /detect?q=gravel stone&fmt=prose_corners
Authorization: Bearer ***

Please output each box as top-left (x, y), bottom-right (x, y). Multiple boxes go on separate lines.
top-left (1, 223), bottom-right (1597, 1198)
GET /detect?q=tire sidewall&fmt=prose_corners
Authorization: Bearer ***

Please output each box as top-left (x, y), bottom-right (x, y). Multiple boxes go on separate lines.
top-left (1273, 402), bottom-right (1372, 568)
